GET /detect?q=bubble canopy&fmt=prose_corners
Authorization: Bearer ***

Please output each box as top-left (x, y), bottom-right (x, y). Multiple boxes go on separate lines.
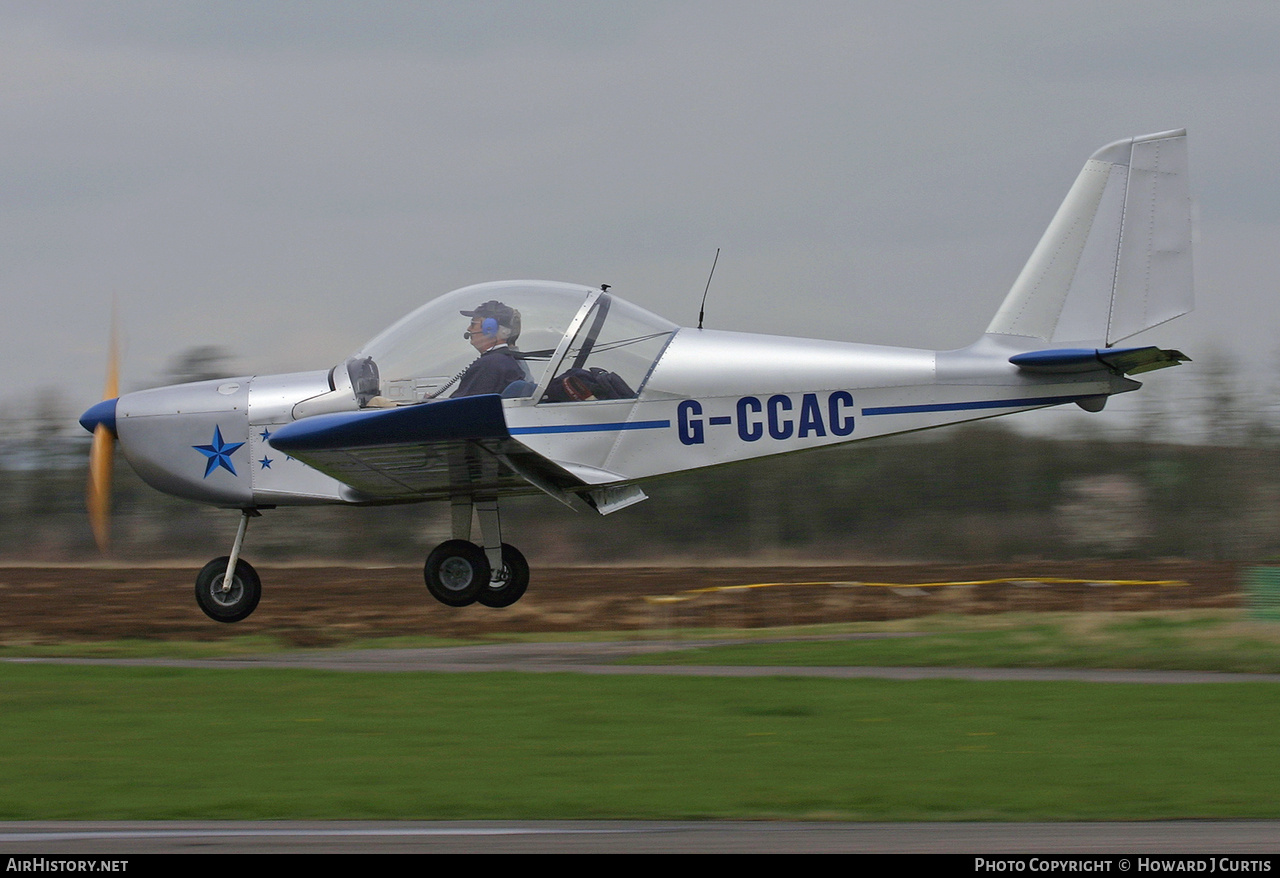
top-left (347, 281), bottom-right (678, 406)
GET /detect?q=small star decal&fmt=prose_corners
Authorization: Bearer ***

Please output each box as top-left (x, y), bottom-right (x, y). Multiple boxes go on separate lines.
top-left (259, 426), bottom-right (291, 460)
top-left (193, 426), bottom-right (245, 478)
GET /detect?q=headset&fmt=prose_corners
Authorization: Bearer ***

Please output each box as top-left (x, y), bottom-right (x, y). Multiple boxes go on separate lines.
top-left (463, 317), bottom-right (499, 340)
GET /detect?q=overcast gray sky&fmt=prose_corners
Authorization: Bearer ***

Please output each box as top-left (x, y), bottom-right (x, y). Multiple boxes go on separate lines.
top-left (5, 1), bottom-right (1278, 431)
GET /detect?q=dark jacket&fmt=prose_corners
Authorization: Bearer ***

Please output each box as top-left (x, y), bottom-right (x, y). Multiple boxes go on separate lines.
top-left (451, 346), bottom-right (524, 398)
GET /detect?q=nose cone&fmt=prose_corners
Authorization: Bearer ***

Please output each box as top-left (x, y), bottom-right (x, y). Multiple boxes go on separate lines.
top-left (111, 379), bottom-right (254, 508)
top-left (80, 398), bottom-right (118, 435)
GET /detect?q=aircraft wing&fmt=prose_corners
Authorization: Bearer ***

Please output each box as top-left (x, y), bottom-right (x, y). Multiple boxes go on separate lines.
top-left (268, 394), bottom-right (635, 512)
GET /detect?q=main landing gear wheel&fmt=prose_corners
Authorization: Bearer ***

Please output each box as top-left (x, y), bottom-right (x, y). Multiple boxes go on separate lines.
top-left (195, 556), bottom-right (262, 623)
top-left (424, 539), bottom-right (490, 607)
top-left (476, 543), bottom-right (529, 608)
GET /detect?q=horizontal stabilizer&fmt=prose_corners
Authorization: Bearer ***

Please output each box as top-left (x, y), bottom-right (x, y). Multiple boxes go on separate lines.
top-left (1010, 346), bottom-right (1190, 376)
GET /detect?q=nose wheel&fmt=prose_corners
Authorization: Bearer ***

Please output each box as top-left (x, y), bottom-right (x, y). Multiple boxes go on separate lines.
top-left (195, 509), bottom-right (263, 623)
top-left (195, 556), bottom-right (262, 623)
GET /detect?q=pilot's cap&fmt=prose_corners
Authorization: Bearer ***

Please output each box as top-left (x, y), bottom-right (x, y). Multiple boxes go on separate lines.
top-left (461, 300), bottom-right (520, 341)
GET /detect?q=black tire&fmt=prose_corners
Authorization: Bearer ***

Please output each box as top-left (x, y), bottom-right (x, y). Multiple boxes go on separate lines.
top-left (195, 556), bottom-right (262, 623)
top-left (424, 540), bottom-right (490, 607)
top-left (476, 543), bottom-right (530, 608)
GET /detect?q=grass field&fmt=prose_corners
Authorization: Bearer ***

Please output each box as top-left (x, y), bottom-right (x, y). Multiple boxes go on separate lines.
top-left (2, 661), bottom-right (1279, 820)
top-left (4, 609), bottom-right (1279, 821)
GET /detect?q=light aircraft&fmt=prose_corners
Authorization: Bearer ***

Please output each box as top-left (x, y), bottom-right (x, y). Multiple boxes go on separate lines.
top-left (80, 129), bottom-right (1193, 622)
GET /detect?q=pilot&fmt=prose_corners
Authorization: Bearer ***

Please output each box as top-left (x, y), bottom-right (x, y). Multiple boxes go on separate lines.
top-left (451, 300), bottom-right (526, 398)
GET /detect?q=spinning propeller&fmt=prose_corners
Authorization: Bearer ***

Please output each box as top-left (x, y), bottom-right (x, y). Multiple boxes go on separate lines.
top-left (84, 313), bottom-right (119, 553)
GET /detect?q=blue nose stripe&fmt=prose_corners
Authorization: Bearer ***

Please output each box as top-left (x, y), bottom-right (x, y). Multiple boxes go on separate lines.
top-left (79, 398), bottom-right (118, 435)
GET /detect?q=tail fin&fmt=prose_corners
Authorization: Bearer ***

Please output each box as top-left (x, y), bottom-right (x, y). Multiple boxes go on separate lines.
top-left (986, 129), bottom-right (1192, 348)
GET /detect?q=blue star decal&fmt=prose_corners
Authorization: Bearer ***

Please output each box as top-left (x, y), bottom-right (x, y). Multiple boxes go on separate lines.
top-left (258, 426), bottom-right (291, 460)
top-left (193, 426), bottom-right (245, 478)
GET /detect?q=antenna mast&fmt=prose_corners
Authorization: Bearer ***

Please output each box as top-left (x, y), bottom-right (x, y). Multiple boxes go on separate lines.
top-left (697, 248), bottom-right (720, 330)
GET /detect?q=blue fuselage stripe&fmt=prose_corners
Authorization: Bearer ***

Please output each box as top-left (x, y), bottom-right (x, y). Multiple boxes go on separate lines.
top-left (862, 395), bottom-right (1080, 416)
top-left (509, 420), bottom-right (672, 436)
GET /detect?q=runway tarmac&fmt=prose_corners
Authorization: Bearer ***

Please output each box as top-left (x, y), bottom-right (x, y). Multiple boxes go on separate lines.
top-left (11, 637), bottom-right (1280, 683)
top-left (3, 819), bottom-right (1280, 854)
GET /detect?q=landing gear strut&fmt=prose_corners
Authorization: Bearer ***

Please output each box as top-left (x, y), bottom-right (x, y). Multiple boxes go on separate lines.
top-left (195, 509), bottom-right (262, 623)
top-left (423, 498), bottom-right (530, 608)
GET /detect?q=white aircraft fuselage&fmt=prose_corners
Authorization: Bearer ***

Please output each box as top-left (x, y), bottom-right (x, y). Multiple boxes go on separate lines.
top-left (78, 129), bottom-right (1194, 622)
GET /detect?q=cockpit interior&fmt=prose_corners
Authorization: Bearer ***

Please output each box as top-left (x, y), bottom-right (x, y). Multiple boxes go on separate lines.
top-left (343, 281), bottom-right (678, 409)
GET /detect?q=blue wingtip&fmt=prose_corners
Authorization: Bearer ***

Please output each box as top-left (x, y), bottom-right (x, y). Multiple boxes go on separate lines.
top-left (79, 398), bottom-right (118, 435)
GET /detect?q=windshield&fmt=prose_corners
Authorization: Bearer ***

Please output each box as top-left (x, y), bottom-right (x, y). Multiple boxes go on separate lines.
top-left (346, 281), bottom-right (675, 406)
top-left (540, 294), bottom-right (678, 402)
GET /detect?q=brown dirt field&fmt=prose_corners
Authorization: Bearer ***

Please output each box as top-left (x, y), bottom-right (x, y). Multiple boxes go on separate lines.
top-left (0, 560), bottom-right (1243, 647)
